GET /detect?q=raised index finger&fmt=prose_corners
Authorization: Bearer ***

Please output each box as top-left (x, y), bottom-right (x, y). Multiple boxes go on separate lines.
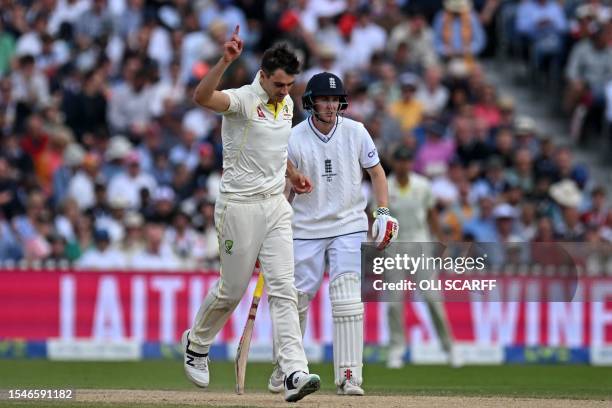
top-left (233, 25), bottom-right (240, 37)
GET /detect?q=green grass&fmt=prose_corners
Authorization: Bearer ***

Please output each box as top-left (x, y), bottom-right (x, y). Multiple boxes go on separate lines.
top-left (0, 360), bottom-right (610, 401)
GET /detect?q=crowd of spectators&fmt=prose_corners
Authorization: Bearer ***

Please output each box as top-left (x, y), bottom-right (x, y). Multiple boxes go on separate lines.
top-left (0, 0), bottom-right (610, 271)
top-left (500, 0), bottom-right (612, 144)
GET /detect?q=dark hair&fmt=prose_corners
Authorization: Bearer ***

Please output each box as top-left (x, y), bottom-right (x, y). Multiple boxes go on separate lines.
top-left (261, 43), bottom-right (300, 76)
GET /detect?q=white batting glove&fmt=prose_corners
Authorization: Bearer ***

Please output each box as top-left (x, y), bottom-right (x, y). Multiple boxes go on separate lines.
top-left (371, 207), bottom-right (399, 250)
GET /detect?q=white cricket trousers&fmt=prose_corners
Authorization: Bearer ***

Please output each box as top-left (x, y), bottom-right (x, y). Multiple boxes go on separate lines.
top-left (188, 193), bottom-right (309, 375)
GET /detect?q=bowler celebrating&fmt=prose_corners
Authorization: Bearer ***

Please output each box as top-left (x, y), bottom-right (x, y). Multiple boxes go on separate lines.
top-left (183, 26), bottom-right (320, 403)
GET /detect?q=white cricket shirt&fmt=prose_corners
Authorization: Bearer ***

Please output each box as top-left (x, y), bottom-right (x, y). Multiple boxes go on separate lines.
top-left (288, 116), bottom-right (379, 239)
top-left (219, 72), bottom-right (294, 196)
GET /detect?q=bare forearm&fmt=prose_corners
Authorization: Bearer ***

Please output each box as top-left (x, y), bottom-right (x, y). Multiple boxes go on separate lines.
top-left (369, 166), bottom-right (389, 208)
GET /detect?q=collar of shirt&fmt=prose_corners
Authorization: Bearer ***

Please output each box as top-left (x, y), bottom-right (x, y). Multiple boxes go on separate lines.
top-left (308, 116), bottom-right (337, 143)
top-left (251, 71), bottom-right (270, 102)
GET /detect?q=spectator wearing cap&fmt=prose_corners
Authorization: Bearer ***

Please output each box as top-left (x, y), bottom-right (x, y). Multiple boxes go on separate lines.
top-left (489, 203), bottom-right (528, 267)
top-left (129, 219), bottom-right (179, 271)
top-left (52, 142), bottom-right (85, 207)
top-left (495, 94), bottom-right (516, 130)
top-left (513, 115), bottom-right (540, 156)
top-left (533, 136), bottom-right (557, 181)
top-left (549, 179), bottom-right (586, 241)
top-left (390, 73), bottom-right (425, 133)
top-left (95, 194), bottom-right (129, 244)
top-left (76, 228), bottom-right (127, 270)
top-left (119, 211), bottom-right (145, 264)
top-left (415, 65), bottom-right (449, 116)
top-left (102, 135), bottom-right (132, 181)
top-left (569, 4), bottom-right (602, 42)
top-left (492, 127), bottom-right (515, 168)
top-left (144, 186), bottom-right (176, 224)
top-left (107, 150), bottom-right (157, 210)
top-left (433, 0), bottom-right (486, 62)
top-left (413, 122), bottom-right (454, 175)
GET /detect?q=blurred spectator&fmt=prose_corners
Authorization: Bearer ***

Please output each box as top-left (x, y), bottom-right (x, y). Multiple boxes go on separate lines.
top-left (76, 228), bottom-right (127, 269)
top-left (416, 65), bottom-right (449, 116)
top-left (581, 186), bottom-right (609, 229)
top-left (63, 68), bottom-right (109, 141)
top-left (433, 0), bottom-right (486, 61)
top-left (75, 0), bottom-right (113, 41)
top-left (390, 73), bottom-right (424, 133)
top-left (463, 195), bottom-right (497, 242)
top-left (119, 211), bottom-right (144, 264)
top-left (67, 153), bottom-right (102, 210)
top-left (107, 67), bottom-right (153, 135)
top-left (549, 179), bottom-right (586, 241)
top-left (388, 11), bottom-right (439, 70)
top-left (0, 19), bottom-right (15, 77)
top-left (0, 155), bottom-right (21, 219)
top-left (165, 209), bottom-right (207, 268)
top-left (11, 58), bottom-right (51, 132)
top-left (413, 122), bottom-right (454, 175)
top-left (107, 151), bottom-right (157, 210)
top-left (515, 0), bottom-right (567, 70)
top-left (130, 220), bottom-right (179, 270)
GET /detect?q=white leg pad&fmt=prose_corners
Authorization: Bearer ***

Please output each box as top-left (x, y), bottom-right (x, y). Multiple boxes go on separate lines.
top-left (330, 273), bottom-right (364, 386)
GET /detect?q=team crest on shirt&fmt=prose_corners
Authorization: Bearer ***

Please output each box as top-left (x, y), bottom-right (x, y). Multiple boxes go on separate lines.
top-left (321, 159), bottom-right (337, 182)
top-left (256, 105), bottom-right (266, 120)
top-left (282, 104), bottom-right (292, 121)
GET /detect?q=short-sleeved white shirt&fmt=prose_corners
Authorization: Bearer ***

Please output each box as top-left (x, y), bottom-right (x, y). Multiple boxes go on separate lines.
top-left (387, 172), bottom-right (435, 242)
top-left (288, 116), bottom-right (379, 239)
top-left (219, 72), bottom-right (294, 196)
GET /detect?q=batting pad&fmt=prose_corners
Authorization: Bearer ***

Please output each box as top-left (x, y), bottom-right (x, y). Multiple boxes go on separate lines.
top-left (330, 273), bottom-right (364, 386)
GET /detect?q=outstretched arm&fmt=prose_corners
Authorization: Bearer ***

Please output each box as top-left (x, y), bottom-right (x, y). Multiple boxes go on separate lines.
top-left (193, 25), bottom-right (244, 113)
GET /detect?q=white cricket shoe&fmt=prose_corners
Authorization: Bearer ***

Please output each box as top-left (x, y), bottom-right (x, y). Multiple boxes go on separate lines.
top-left (284, 371), bottom-right (320, 402)
top-left (268, 363), bottom-right (284, 394)
top-left (337, 379), bottom-right (365, 396)
top-left (181, 330), bottom-right (210, 388)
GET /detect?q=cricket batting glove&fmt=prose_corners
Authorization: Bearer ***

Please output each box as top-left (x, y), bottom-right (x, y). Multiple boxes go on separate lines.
top-left (371, 207), bottom-right (399, 250)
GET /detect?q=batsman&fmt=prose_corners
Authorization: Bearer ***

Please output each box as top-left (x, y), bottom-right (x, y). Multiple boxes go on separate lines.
top-left (268, 72), bottom-right (399, 395)
top-left (182, 26), bottom-right (320, 403)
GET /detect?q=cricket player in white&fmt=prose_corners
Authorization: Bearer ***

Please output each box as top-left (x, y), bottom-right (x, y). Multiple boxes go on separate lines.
top-left (182, 26), bottom-right (320, 402)
top-left (386, 145), bottom-right (457, 368)
top-left (268, 72), bottom-right (399, 396)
